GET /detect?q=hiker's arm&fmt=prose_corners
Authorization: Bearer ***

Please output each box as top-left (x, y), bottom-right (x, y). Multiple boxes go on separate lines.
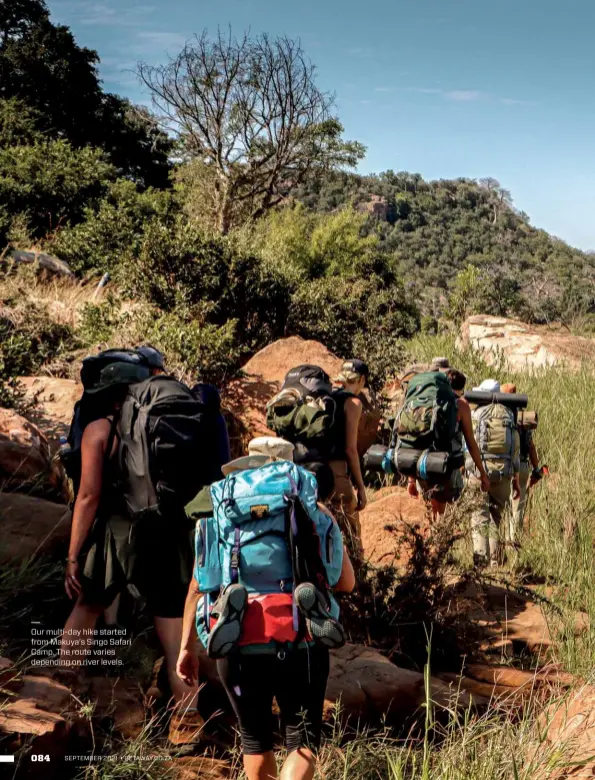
top-left (65, 421), bottom-right (108, 598)
top-left (177, 575), bottom-right (201, 687)
top-left (344, 396), bottom-right (367, 510)
top-left (459, 400), bottom-right (490, 491)
top-left (334, 546), bottom-right (355, 593)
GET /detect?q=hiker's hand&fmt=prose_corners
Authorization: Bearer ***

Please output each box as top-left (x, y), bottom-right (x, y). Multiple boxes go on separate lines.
top-left (407, 479), bottom-right (419, 498)
top-left (480, 474), bottom-right (491, 493)
top-left (177, 648), bottom-right (199, 688)
top-left (356, 486), bottom-right (367, 511)
top-left (65, 559), bottom-right (81, 600)
top-left (512, 477), bottom-right (521, 500)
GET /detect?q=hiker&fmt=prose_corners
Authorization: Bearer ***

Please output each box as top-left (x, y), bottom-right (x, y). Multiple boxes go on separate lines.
top-left (501, 383), bottom-right (542, 539)
top-left (334, 359), bottom-right (381, 457)
top-left (406, 368), bottom-right (490, 518)
top-left (466, 379), bottom-right (521, 567)
top-left (60, 355), bottom-right (224, 747)
top-left (266, 364), bottom-right (367, 555)
top-left (179, 437), bottom-right (355, 780)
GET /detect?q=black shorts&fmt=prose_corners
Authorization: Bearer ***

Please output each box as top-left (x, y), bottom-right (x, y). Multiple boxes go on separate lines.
top-left (217, 645), bottom-right (330, 755)
top-left (79, 511), bottom-right (194, 618)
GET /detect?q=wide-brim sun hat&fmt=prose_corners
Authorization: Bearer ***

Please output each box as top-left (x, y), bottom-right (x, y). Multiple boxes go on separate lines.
top-left (221, 437), bottom-right (295, 476)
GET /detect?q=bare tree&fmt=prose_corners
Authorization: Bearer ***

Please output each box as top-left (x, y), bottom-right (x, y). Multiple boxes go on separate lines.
top-left (477, 177), bottom-right (513, 224)
top-left (138, 29), bottom-right (365, 233)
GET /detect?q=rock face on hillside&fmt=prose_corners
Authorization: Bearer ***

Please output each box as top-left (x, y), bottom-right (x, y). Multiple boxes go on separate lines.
top-left (360, 487), bottom-right (428, 567)
top-left (458, 315), bottom-right (595, 371)
top-left (0, 493), bottom-right (70, 562)
top-left (0, 407), bottom-right (66, 497)
top-left (7, 249), bottom-right (75, 280)
top-left (223, 337), bottom-right (343, 439)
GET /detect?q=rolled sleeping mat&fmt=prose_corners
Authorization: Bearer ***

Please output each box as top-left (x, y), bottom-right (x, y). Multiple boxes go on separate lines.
top-left (464, 391), bottom-right (528, 409)
top-left (518, 409), bottom-right (538, 430)
top-left (363, 444), bottom-right (390, 471)
top-left (395, 448), bottom-right (464, 481)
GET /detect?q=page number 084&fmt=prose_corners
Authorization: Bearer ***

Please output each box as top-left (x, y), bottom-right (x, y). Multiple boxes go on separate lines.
top-left (31, 755), bottom-right (50, 762)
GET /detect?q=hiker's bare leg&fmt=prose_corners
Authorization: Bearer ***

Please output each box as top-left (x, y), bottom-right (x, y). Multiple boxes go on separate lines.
top-left (430, 498), bottom-right (447, 519)
top-left (154, 616), bottom-right (198, 708)
top-left (244, 752), bottom-right (278, 780)
top-left (280, 747), bottom-right (316, 780)
top-left (103, 593), bottom-right (121, 626)
top-left (60, 599), bottom-right (102, 663)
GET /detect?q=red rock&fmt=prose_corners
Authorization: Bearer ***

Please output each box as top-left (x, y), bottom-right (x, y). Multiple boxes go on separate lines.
top-left (0, 492), bottom-right (70, 563)
top-left (0, 407), bottom-right (67, 498)
top-left (17, 376), bottom-right (81, 449)
top-left (360, 487), bottom-right (428, 567)
top-left (541, 684), bottom-right (595, 777)
top-left (0, 658), bottom-right (21, 692)
top-left (223, 337), bottom-right (343, 439)
top-left (161, 757), bottom-right (231, 779)
top-left (324, 643), bottom-right (483, 725)
top-left (88, 677), bottom-right (146, 740)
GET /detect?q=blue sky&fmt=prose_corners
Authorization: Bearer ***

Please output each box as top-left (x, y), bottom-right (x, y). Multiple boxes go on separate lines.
top-left (48, 0), bottom-right (595, 250)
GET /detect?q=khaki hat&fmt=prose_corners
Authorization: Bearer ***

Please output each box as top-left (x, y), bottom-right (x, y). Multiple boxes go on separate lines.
top-left (221, 437), bottom-right (295, 476)
top-left (431, 356), bottom-right (450, 371)
top-left (335, 358), bottom-right (369, 384)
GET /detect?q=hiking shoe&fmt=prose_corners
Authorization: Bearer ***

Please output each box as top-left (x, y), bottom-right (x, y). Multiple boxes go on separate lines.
top-left (206, 583), bottom-right (248, 659)
top-left (168, 708), bottom-right (205, 748)
top-left (294, 583), bottom-right (345, 649)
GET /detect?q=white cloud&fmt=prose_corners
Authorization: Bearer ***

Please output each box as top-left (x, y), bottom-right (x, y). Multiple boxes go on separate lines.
top-left (445, 89), bottom-right (484, 102)
top-left (50, 1), bottom-right (156, 28)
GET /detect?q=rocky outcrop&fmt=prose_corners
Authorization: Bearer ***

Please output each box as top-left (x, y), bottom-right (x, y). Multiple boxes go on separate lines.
top-left (542, 684), bottom-right (595, 777)
top-left (17, 376), bottom-right (82, 447)
top-left (0, 407), bottom-right (66, 498)
top-left (325, 643), bottom-right (483, 725)
top-left (0, 668), bottom-right (83, 778)
top-left (360, 487), bottom-right (428, 567)
top-left (458, 315), bottom-right (595, 371)
top-left (0, 492), bottom-right (70, 562)
top-left (223, 336), bottom-right (343, 438)
top-left (7, 249), bottom-right (75, 280)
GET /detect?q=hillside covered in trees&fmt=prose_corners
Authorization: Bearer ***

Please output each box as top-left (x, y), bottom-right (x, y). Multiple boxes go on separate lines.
top-left (2, 0), bottom-right (594, 398)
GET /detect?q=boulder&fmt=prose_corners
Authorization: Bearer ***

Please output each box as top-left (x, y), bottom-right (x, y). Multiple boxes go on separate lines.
top-left (360, 487), bottom-right (428, 567)
top-left (7, 249), bottom-right (75, 280)
top-left (458, 315), bottom-right (595, 371)
top-left (223, 336), bottom-right (343, 438)
top-left (17, 376), bottom-right (82, 448)
top-left (541, 684), bottom-right (595, 777)
top-left (0, 674), bottom-right (79, 777)
top-left (324, 643), bottom-right (484, 725)
top-left (88, 677), bottom-right (146, 740)
top-left (0, 492), bottom-right (70, 563)
top-left (0, 407), bottom-right (66, 498)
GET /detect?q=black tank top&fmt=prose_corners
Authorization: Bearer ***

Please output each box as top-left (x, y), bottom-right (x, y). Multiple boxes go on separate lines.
top-left (329, 389), bottom-right (355, 460)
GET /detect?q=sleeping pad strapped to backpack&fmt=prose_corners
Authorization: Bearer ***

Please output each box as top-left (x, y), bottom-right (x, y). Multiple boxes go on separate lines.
top-left (266, 365), bottom-right (339, 462)
top-left (194, 460), bottom-right (344, 654)
top-left (393, 371), bottom-right (460, 479)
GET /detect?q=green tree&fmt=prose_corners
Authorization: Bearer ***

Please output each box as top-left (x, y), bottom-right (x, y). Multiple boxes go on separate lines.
top-left (139, 29), bottom-right (365, 233)
top-left (0, 0), bottom-right (172, 187)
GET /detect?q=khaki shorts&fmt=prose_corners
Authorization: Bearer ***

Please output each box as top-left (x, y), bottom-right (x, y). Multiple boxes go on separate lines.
top-left (418, 469), bottom-right (464, 504)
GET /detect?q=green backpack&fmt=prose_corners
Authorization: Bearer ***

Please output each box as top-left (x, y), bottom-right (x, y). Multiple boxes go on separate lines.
top-left (469, 403), bottom-right (516, 480)
top-left (395, 371), bottom-right (458, 452)
top-left (266, 365), bottom-right (338, 460)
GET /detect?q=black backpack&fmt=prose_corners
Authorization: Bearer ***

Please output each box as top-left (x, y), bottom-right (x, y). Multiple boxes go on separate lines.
top-left (118, 375), bottom-right (219, 520)
top-left (61, 349), bottom-right (152, 494)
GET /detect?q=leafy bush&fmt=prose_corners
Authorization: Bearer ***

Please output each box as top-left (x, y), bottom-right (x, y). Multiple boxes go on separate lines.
top-left (286, 274), bottom-right (419, 386)
top-left (50, 179), bottom-right (175, 275)
top-left (0, 140), bottom-right (115, 245)
top-left (119, 219), bottom-right (292, 351)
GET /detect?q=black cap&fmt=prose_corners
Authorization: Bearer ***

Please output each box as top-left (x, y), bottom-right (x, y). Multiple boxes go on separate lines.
top-left (136, 345), bottom-right (165, 371)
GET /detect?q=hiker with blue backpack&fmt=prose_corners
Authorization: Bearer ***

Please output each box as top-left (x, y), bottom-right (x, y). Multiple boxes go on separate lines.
top-left (59, 346), bottom-right (230, 747)
top-left (179, 436), bottom-right (355, 780)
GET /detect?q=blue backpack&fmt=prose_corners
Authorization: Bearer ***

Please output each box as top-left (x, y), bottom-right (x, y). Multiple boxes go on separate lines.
top-left (194, 460), bottom-right (343, 651)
